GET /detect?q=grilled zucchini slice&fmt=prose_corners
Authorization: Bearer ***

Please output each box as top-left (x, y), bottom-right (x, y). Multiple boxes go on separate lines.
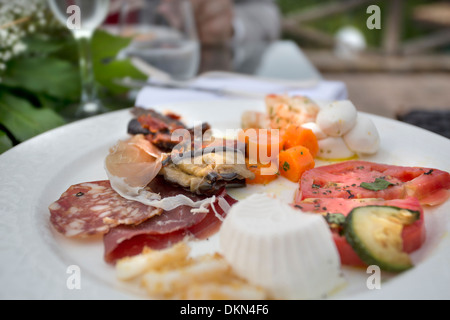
top-left (344, 206), bottom-right (420, 272)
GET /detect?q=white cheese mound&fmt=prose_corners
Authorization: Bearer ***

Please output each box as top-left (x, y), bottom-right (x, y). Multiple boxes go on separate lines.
top-left (316, 100), bottom-right (357, 137)
top-left (219, 193), bottom-right (345, 299)
top-left (314, 100), bottom-right (380, 159)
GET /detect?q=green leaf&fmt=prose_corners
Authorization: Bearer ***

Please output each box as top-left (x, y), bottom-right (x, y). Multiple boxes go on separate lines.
top-left (0, 130), bottom-right (13, 154)
top-left (91, 29), bottom-right (146, 94)
top-left (2, 56), bottom-right (80, 101)
top-left (325, 213), bottom-right (346, 226)
top-left (95, 58), bottom-right (146, 94)
top-left (360, 178), bottom-right (394, 191)
top-left (91, 29), bottom-right (132, 59)
top-left (0, 92), bottom-right (65, 142)
top-left (22, 34), bottom-right (66, 56)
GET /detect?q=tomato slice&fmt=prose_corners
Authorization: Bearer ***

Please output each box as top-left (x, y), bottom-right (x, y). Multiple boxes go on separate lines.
top-left (299, 160), bottom-right (450, 206)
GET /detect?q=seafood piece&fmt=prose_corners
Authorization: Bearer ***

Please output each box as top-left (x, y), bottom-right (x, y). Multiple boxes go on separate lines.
top-left (241, 110), bottom-right (269, 130)
top-left (161, 146), bottom-right (255, 195)
top-left (265, 94), bottom-right (320, 134)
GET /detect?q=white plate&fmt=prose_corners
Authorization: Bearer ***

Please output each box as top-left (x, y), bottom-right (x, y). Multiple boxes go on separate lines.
top-left (0, 100), bottom-right (449, 300)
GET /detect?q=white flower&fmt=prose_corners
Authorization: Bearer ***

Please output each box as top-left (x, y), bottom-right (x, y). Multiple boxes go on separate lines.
top-left (0, 0), bottom-right (60, 68)
top-left (12, 42), bottom-right (26, 55)
top-left (2, 51), bottom-right (11, 62)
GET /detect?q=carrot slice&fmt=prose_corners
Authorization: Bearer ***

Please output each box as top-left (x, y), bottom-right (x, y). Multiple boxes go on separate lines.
top-left (278, 146), bottom-right (315, 183)
top-left (245, 159), bottom-right (279, 185)
top-left (238, 128), bottom-right (284, 163)
top-left (282, 125), bottom-right (319, 157)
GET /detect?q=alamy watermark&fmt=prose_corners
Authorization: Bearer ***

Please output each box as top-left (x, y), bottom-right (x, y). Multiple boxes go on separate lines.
top-left (66, 264), bottom-right (81, 290)
top-left (66, 4), bottom-right (382, 31)
top-left (168, 124), bottom-right (280, 176)
top-left (66, 5), bottom-right (81, 30)
top-left (366, 5), bottom-right (381, 30)
top-left (366, 265), bottom-right (381, 290)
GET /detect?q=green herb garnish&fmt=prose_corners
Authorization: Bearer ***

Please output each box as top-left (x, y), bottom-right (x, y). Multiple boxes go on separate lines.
top-left (282, 161), bottom-right (290, 171)
top-left (360, 178), bottom-right (394, 191)
top-left (325, 213), bottom-right (346, 235)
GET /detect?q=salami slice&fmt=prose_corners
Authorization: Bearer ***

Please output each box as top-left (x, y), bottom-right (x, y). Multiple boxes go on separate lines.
top-left (49, 181), bottom-right (162, 237)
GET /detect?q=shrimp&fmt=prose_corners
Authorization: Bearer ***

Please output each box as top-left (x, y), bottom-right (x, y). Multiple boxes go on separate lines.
top-left (265, 94), bottom-right (320, 134)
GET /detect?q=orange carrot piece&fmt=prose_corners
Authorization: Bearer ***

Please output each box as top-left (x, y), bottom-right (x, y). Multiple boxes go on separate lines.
top-left (278, 146), bottom-right (315, 183)
top-left (238, 128), bottom-right (284, 163)
top-left (245, 159), bottom-right (279, 185)
top-left (282, 125), bottom-right (319, 157)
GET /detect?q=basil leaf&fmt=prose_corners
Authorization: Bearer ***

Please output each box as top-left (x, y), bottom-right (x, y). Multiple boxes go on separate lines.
top-left (360, 178), bottom-right (394, 191)
top-left (325, 213), bottom-right (346, 227)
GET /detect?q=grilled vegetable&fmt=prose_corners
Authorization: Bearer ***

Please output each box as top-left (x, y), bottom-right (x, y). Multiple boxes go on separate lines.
top-left (344, 205), bottom-right (420, 272)
top-left (161, 146), bottom-right (254, 195)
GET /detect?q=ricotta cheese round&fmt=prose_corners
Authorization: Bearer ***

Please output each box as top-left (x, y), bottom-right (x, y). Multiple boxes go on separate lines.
top-left (219, 193), bottom-right (344, 299)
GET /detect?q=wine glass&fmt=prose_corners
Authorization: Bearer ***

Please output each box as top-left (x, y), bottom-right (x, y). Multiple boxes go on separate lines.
top-left (119, 0), bottom-right (200, 81)
top-left (47, 0), bottom-right (110, 120)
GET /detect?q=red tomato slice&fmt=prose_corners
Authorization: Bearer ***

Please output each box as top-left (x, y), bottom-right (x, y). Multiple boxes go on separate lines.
top-left (298, 160), bottom-right (450, 206)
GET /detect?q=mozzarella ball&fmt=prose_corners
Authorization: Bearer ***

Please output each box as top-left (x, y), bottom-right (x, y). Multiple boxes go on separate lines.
top-left (343, 114), bottom-right (380, 154)
top-left (317, 136), bottom-right (355, 160)
top-left (301, 122), bottom-right (327, 140)
top-left (316, 100), bottom-right (357, 137)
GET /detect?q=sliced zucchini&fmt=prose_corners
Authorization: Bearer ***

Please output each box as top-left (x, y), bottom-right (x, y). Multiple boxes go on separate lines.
top-left (344, 206), bottom-right (420, 272)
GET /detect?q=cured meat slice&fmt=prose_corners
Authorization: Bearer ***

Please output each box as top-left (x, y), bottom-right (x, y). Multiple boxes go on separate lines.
top-left (298, 160), bottom-right (450, 206)
top-left (128, 107), bottom-right (211, 152)
top-left (49, 181), bottom-right (162, 237)
top-left (103, 193), bottom-right (237, 264)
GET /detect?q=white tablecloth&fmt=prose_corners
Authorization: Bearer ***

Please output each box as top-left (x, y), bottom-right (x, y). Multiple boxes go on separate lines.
top-left (134, 73), bottom-right (348, 108)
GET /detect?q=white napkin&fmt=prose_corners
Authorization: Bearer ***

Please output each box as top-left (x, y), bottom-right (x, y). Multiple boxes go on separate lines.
top-left (134, 73), bottom-right (348, 108)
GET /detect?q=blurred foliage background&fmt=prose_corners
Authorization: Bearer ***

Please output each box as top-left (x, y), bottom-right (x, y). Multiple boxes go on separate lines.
top-left (0, 0), bottom-right (146, 154)
top-left (277, 0), bottom-right (448, 51)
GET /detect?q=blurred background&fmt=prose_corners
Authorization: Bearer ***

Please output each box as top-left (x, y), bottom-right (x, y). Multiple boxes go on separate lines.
top-left (1, 0), bottom-right (449, 154)
top-left (279, 0), bottom-right (450, 124)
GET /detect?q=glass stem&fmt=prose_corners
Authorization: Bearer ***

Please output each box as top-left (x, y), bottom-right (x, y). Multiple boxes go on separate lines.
top-left (76, 35), bottom-right (97, 106)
